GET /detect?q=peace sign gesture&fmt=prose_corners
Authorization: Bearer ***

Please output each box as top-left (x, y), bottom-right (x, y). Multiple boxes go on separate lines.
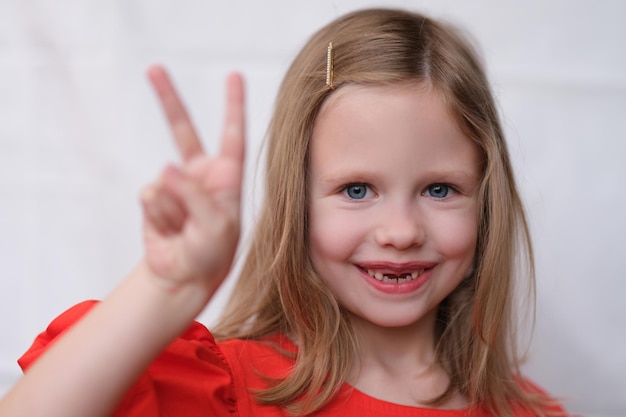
top-left (141, 66), bottom-right (245, 295)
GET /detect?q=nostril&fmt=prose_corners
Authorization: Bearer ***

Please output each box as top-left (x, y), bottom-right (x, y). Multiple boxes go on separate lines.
top-left (374, 223), bottom-right (425, 250)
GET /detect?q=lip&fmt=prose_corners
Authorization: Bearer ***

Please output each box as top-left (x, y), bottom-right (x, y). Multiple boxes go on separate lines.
top-left (358, 261), bottom-right (436, 274)
top-left (356, 262), bottom-right (435, 295)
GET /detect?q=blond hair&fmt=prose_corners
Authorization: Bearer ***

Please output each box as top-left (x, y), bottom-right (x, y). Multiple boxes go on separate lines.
top-left (213, 8), bottom-right (560, 416)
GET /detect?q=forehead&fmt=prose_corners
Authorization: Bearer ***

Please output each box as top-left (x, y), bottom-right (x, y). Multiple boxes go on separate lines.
top-left (314, 82), bottom-right (460, 141)
top-left (310, 83), bottom-right (479, 177)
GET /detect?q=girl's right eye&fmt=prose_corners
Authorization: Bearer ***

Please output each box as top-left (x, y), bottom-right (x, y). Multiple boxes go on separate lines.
top-left (343, 183), bottom-right (370, 200)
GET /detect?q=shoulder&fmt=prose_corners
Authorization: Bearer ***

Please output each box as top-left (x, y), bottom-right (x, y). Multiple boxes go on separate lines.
top-left (18, 301), bottom-right (239, 416)
top-left (18, 300), bottom-right (101, 369)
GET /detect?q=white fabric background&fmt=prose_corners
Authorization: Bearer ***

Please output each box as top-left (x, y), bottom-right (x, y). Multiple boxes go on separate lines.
top-left (1, 1), bottom-right (624, 416)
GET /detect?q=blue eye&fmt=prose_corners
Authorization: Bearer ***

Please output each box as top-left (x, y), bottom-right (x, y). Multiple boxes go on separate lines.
top-left (344, 183), bottom-right (369, 200)
top-left (426, 183), bottom-right (451, 199)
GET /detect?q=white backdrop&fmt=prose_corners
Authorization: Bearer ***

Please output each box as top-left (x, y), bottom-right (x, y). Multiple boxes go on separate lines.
top-left (1, 1), bottom-right (625, 416)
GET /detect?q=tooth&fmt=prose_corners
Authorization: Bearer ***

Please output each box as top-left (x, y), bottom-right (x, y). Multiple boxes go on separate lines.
top-left (366, 268), bottom-right (426, 283)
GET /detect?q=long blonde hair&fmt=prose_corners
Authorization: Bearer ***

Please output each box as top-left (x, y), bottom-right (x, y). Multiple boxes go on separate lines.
top-left (213, 8), bottom-right (559, 417)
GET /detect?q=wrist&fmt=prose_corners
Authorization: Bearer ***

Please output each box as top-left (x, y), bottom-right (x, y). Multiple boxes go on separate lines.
top-left (128, 260), bottom-right (216, 326)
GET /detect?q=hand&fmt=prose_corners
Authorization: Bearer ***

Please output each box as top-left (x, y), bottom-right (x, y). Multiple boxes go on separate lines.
top-left (140, 66), bottom-right (245, 293)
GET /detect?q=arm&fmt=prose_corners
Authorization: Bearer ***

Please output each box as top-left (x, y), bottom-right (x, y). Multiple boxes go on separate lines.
top-left (0, 66), bottom-right (246, 417)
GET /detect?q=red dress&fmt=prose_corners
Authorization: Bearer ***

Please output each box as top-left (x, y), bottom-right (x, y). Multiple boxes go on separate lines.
top-left (19, 301), bottom-right (567, 416)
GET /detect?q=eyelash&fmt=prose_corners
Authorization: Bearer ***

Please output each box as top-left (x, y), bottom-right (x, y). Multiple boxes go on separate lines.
top-left (423, 183), bottom-right (456, 199)
top-left (340, 182), bottom-right (457, 200)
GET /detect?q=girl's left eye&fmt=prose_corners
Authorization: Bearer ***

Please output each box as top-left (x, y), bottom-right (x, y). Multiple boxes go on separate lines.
top-left (343, 183), bottom-right (370, 200)
top-left (425, 183), bottom-right (453, 199)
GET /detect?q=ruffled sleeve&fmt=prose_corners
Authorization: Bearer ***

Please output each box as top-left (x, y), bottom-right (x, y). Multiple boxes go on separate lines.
top-left (18, 301), bottom-right (237, 417)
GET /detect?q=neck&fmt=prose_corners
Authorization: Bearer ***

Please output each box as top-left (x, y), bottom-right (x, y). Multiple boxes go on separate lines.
top-left (346, 307), bottom-right (465, 408)
top-left (350, 307), bottom-right (439, 376)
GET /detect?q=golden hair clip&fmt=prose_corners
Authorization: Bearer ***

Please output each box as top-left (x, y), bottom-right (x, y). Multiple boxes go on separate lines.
top-left (326, 42), bottom-right (335, 89)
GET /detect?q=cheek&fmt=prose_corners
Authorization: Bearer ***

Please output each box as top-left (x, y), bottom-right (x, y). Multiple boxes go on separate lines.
top-left (308, 204), bottom-right (368, 264)
top-left (430, 208), bottom-right (478, 260)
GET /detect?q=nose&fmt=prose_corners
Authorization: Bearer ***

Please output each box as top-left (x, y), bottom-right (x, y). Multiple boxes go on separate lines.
top-left (373, 203), bottom-right (425, 250)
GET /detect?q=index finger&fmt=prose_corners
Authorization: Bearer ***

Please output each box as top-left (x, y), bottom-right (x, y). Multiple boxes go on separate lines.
top-left (147, 65), bottom-right (204, 161)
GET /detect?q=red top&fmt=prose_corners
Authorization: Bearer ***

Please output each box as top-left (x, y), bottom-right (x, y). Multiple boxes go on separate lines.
top-left (19, 301), bottom-right (567, 416)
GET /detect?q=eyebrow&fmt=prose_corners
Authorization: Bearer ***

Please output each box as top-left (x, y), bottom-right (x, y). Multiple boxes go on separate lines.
top-left (317, 168), bottom-right (480, 187)
top-left (317, 169), bottom-right (375, 183)
top-left (424, 169), bottom-right (480, 183)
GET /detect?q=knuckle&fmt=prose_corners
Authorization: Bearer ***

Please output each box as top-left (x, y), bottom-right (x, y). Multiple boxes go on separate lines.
top-left (140, 184), bottom-right (157, 203)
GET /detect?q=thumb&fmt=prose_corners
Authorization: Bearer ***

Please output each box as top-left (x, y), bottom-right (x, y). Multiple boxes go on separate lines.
top-left (161, 165), bottom-right (208, 220)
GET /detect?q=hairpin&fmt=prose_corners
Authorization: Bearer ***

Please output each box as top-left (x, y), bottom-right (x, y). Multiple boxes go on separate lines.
top-left (326, 42), bottom-right (335, 89)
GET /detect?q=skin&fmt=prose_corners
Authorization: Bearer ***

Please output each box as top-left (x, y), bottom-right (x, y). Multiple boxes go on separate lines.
top-left (308, 83), bottom-right (480, 408)
top-left (0, 66), bottom-right (246, 417)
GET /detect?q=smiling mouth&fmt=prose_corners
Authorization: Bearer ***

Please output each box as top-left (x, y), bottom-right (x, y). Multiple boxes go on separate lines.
top-left (365, 268), bottom-right (425, 283)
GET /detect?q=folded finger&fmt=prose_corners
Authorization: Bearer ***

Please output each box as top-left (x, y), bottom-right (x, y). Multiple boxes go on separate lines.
top-left (141, 182), bottom-right (187, 235)
top-left (141, 184), bottom-right (171, 235)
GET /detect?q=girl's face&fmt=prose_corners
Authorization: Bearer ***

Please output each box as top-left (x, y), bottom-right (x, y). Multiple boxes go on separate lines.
top-left (308, 83), bottom-right (480, 331)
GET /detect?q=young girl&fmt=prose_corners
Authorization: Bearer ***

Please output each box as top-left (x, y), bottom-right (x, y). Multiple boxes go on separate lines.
top-left (0, 8), bottom-right (568, 417)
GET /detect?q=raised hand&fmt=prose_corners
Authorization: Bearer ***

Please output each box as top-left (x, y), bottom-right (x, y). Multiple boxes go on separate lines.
top-left (141, 66), bottom-right (245, 294)
top-left (0, 67), bottom-right (246, 417)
